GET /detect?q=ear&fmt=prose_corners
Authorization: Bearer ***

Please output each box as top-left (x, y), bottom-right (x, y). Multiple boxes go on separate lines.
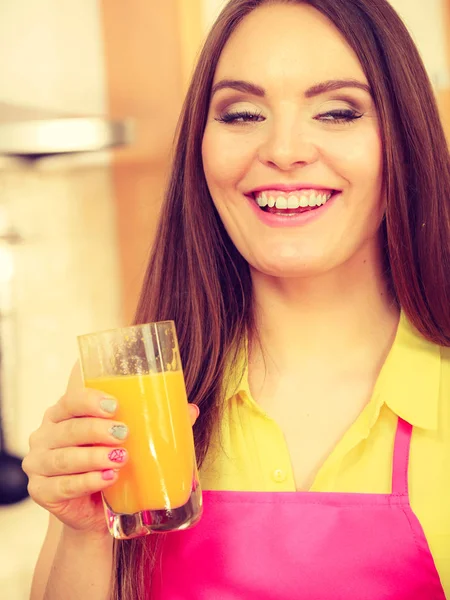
top-left (188, 403), bottom-right (200, 426)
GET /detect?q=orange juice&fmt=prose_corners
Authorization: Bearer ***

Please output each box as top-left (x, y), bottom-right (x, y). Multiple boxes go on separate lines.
top-left (86, 370), bottom-right (195, 514)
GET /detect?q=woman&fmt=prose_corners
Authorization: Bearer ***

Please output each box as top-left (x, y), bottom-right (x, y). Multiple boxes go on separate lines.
top-left (24, 0), bottom-right (450, 598)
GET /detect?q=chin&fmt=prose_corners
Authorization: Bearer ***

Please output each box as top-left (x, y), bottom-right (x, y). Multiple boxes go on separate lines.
top-left (250, 255), bottom-right (334, 279)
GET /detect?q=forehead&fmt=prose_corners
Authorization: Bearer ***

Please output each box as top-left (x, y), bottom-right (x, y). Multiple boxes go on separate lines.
top-left (213, 3), bottom-right (368, 88)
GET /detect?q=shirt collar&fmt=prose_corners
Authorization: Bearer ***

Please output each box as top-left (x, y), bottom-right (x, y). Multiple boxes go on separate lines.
top-left (224, 311), bottom-right (441, 431)
top-left (375, 311), bottom-right (441, 430)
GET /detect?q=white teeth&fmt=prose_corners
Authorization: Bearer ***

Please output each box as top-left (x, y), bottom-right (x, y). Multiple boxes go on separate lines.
top-left (257, 192), bottom-right (268, 207)
top-left (287, 195), bottom-right (300, 209)
top-left (299, 195), bottom-right (309, 207)
top-left (308, 193), bottom-right (317, 207)
top-left (254, 189), bottom-right (335, 210)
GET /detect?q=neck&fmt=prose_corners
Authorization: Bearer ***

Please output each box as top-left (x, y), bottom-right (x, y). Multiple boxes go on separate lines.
top-left (249, 244), bottom-right (400, 373)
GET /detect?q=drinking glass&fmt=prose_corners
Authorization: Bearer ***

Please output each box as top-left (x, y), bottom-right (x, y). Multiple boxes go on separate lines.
top-left (77, 321), bottom-right (202, 539)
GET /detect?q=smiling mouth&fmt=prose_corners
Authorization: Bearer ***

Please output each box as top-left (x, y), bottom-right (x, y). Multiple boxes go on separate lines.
top-left (251, 189), bottom-right (339, 215)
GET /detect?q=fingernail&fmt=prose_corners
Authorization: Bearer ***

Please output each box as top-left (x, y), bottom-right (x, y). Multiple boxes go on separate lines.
top-left (108, 449), bottom-right (127, 463)
top-left (102, 469), bottom-right (115, 481)
top-left (100, 398), bottom-right (118, 414)
top-left (109, 424), bottom-right (128, 440)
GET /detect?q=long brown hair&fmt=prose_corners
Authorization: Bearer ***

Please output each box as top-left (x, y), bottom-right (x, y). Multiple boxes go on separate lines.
top-left (112, 0), bottom-right (450, 597)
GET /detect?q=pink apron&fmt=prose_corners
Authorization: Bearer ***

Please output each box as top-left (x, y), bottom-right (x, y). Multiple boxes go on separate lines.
top-left (151, 418), bottom-right (445, 599)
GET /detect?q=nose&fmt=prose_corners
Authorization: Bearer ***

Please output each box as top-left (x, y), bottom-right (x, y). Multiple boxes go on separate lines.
top-left (258, 117), bottom-right (319, 171)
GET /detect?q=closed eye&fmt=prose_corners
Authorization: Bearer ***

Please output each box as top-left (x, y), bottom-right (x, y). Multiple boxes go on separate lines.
top-left (215, 108), bottom-right (363, 126)
top-left (316, 109), bottom-right (363, 125)
top-left (215, 110), bottom-right (264, 124)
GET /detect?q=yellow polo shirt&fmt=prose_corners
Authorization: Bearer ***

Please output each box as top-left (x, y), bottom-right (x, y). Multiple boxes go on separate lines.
top-left (200, 312), bottom-right (450, 595)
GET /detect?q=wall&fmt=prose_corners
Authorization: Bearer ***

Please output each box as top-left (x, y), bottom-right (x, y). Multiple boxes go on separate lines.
top-left (0, 1), bottom-right (123, 453)
top-left (390, 0), bottom-right (449, 88)
top-left (438, 0), bottom-right (450, 139)
top-left (202, 0), bottom-right (227, 31)
top-left (0, 2), bottom-right (121, 598)
top-left (0, 0), bottom-right (106, 115)
top-left (0, 164), bottom-right (121, 457)
top-left (389, 0), bottom-right (450, 141)
top-left (0, 162), bottom-right (121, 600)
top-left (100, 0), bottom-right (196, 321)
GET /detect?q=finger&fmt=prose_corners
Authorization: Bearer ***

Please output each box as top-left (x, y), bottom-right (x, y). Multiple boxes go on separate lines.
top-left (24, 446), bottom-right (128, 477)
top-left (188, 403), bottom-right (200, 426)
top-left (28, 470), bottom-right (120, 505)
top-left (46, 388), bottom-right (118, 424)
top-left (48, 418), bottom-right (129, 449)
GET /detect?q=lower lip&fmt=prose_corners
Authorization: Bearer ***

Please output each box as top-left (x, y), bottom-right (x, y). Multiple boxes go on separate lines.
top-left (246, 192), bottom-right (340, 228)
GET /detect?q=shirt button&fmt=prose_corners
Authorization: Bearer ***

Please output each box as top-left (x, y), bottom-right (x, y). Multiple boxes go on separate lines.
top-left (272, 469), bottom-right (287, 483)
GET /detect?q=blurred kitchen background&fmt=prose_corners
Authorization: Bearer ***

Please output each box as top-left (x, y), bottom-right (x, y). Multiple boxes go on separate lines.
top-left (0, 1), bottom-right (448, 598)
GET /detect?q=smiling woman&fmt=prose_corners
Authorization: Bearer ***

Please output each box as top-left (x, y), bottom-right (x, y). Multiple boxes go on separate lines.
top-left (128, 1), bottom-right (449, 597)
top-left (26, 1), bottom-right (450, 599)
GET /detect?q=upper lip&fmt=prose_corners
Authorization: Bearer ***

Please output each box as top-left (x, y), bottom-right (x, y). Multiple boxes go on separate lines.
top-left (247, 184), bottom-right (339, 195)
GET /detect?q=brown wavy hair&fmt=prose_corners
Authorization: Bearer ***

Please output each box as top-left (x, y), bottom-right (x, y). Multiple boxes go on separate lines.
top-left (111, 0), bottom-right (450, 597)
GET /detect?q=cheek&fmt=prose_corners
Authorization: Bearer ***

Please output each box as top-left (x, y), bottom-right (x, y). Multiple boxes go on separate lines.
top-left (202, 127), bottom-right (256, 190)
top-left (327, 127), bottom-right (383, 187)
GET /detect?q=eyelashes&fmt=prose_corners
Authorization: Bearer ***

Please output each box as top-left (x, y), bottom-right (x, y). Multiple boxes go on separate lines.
top-left (316, 109), bottom-right (363, 125)
top-left (215, 108), bottom-right (363, 126)
top-left (216, 109), bottom-right (264, 124)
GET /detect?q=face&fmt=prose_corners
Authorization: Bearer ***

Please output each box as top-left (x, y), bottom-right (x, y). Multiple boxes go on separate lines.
top-left (202, 2), bottom-right (384, 278)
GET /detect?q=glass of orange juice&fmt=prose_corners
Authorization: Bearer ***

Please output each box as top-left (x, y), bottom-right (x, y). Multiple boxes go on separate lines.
top-left (77, 321), bottom-right (202, 539)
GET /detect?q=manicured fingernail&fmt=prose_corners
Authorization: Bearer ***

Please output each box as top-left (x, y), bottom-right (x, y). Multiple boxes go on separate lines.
top-left (109, 424), bottom-right (128, 440)
top-left (108, 449), bottom-right (127, 463)
top-left (100, 398), bottom-right (117, 413)
top-left (102, 469), bottom-right (115, 481)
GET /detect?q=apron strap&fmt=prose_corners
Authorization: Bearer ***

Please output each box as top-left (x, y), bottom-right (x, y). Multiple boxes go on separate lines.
top-left (391, 417), bottom-right (413, 496)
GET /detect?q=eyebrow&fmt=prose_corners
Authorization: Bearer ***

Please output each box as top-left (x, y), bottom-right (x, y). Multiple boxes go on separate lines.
top-left (211, 78), bottom-right (372, 99)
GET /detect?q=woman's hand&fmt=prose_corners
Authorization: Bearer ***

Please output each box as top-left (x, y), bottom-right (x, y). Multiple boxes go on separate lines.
top-left (22, 363), bottom-right (200, 537)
